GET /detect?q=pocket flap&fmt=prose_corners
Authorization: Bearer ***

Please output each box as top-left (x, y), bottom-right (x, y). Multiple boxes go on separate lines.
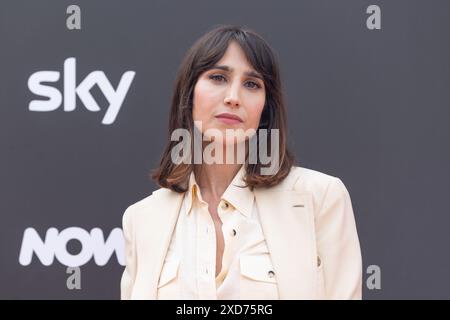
top-left (240, 254), bottom-right (277, 284)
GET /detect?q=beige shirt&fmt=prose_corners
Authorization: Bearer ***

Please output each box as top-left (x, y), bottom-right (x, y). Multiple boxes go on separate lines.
top-left (156, 165), bottom-right (279, 300)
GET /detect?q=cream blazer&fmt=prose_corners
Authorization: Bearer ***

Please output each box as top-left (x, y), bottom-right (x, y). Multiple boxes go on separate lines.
top-left (120, 166), bottom-right (363, 300)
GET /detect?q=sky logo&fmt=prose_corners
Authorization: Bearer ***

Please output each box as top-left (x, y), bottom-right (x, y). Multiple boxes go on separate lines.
top-left (28, 57), bottom-right (136, 125)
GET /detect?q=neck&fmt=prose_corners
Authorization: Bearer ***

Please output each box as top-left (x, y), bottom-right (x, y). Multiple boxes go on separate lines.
top-left (193, 140), bottom-right (248, 198)
top-left (194, 163), bottom-right (243, 199)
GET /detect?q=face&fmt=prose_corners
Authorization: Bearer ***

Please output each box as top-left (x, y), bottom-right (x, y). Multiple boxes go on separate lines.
top-left (192, 41), bottom-right (266, 147)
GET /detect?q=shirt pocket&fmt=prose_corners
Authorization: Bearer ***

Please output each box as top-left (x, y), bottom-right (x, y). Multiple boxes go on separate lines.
top-left (157, 259), bottom-right (180, 299)
top-left (239, 254), bottom-right (279, 299)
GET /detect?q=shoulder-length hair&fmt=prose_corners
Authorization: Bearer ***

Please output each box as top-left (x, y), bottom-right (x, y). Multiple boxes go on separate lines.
top-left (151, 24), bottom-right (295, 193)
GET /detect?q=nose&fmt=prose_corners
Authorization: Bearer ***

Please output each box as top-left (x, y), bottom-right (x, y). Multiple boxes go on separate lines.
top-left (224, 83), bottom-right (241, 108)
top-left (224, 96), bottom-right (240, 107)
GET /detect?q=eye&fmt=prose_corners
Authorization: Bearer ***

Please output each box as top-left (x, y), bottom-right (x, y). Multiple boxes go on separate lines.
top-left (245, 80), bottom-right (262, 90)
top-left (209, 74), bottom-right (226, 82)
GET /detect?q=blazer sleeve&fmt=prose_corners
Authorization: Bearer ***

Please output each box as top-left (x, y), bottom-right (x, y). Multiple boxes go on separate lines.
top-left (120, 206), bottom-right (136, 300)
top-left (316, 177), bottom-right (363, 299)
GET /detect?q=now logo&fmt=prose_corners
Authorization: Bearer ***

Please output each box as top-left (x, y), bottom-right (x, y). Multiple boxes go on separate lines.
top-left (27, 57), bottom-right (136, 125)
top-left (18, 227), bottom-right (125, 267)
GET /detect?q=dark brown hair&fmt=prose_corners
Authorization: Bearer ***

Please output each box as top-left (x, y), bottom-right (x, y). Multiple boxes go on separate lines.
top-left (151, 24), bottom-right (295, 192)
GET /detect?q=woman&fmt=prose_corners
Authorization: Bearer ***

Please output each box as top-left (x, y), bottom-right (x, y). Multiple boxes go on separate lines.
top-left (120, 25), bottom-right (362, 300)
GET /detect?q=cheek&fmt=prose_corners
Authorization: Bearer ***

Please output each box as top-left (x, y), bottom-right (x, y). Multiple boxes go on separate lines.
top-left (192, 80), bottom-right (220, 122)
top-left (245, 96), bottom-right (266, 129)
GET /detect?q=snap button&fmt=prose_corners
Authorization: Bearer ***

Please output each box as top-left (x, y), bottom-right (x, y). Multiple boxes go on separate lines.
top-left (268, 270), bottom-right (275, 278)
top-left (220, 201), bottom-right (229, 210)
top-left (231, 229), bottom-right (237, 236)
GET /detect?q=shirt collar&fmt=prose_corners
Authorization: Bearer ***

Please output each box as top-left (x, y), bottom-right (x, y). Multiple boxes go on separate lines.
top-left (184, 165), bottom-right (254, 218)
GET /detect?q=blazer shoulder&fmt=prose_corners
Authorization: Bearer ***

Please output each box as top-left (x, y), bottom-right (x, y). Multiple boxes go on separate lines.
top-left (289, 166), bottom-right (339, 192)
top-left (287, 165), bottom-right (351, 212)
top-left (122, 187), bottom-right (179, 221)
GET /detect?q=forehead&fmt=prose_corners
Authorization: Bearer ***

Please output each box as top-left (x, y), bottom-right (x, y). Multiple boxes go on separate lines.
top-left (216, 41), bottom-right (254, 71)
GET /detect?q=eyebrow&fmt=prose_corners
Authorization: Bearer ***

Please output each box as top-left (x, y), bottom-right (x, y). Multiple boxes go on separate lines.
top-left (208, 65), bottom-right (264, 81)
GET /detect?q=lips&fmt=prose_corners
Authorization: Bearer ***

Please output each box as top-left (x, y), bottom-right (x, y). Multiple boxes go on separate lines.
top-left (215, 113), bottom-right (243, 123)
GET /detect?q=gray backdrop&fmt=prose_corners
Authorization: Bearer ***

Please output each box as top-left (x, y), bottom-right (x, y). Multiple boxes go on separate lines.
top-left (1, 0), bottom-right (449, 299)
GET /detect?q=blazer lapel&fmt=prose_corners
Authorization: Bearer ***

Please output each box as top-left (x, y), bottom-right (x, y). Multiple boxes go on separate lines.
top-left (254, 188), bottom-right (317, 299)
